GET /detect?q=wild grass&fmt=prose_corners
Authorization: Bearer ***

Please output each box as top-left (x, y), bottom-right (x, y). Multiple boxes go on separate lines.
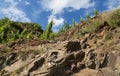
top-left (81, 17), bottom-right (103, 34)
top-left (102, 9), bottom-right (120, 28)
top-left (80, 8), bottom-right (120, 36)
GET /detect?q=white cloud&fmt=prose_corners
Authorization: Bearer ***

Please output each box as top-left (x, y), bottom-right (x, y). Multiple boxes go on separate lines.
top-left (48, 15), bottom-right (64, 32)
top-left (106, 0), bottom-right (120, 10)
top-left (1, 0), bottom-right (30, 22)
top-left (41, 0), bottom-right (95, 15)
top-left (2, 6), bottom-right (31, 22)
top-left (48, 15), bottom-right (64, 27)
top-left (40, 0), bottom-right (95, 32)
top-left (24, 1), bottom-right (30, 5)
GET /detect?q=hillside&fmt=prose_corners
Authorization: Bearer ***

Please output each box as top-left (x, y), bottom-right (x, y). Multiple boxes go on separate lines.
top-left (0, 8), bottom-right (120, 76)
top-left (0, 18), bottom-right (43, 43)
top-left (55, 9), bottom-right (120, 41)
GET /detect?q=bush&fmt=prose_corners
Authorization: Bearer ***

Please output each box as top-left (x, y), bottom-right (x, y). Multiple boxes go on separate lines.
top-left (0, 17), bottom-right (43, 43)
top-left (80, 17), bottom-right (84, 22)
top-left (40, 20), bottom-right (54, 40)
top-left (58, 23), bottom-right (70, 33)
top-left (106, 9), bottom-right (120, 28)
top-left (81, 8), bottom-right (120, 35)
top-left (86, 14), bottom-right (91, 19)
top-left (82, 18), bottom-right (102, 33)
top-left (93, 9), bottom-right (99, 16)
top-left (105, 31), bottom-right (113, 40)
top-left (72, 19), bottom-right (76, 26)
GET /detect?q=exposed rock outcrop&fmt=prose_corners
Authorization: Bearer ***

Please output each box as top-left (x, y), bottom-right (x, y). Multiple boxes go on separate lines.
top-left (1, 9), bottom-right (120, 76)
top-left (0, 39), bottom-right (120, 76)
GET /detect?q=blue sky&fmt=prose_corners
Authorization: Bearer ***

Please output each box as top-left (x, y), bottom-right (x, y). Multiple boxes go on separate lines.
top-left (0, 0), bottom-right (120, 32)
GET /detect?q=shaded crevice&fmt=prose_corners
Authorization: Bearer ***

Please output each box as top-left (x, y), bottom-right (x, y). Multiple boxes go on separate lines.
top-left (66, 41), bottom-right (81, 52)
top-left (28, 57), bottom-right (45, 76)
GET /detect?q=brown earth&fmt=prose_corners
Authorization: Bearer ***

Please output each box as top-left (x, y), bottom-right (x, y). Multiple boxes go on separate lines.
top-left (0, 10), bottom-right (120, 76)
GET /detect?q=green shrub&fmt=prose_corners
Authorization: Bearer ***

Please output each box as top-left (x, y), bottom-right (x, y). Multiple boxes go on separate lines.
top-left (58, 23), bottom-right (70, 33)
top-left (50, 33), bottom-right (56, 40)
top-left (106, 9), bottom-right (120, 28)
top-left (93, 9), bottom-right (99, 16)
top-left (82, 18), bottom-right (102, 33)
top-left (105, 31), bottom-right (113, 40)
top-left (80, 17), bottom-right (84, 22)
top-left (26, 32), bottom-right (32, 39)
top-left (0, 17), bottom-right (43, 43)
top-left (86, 14), bottom-right (91, 19)
top-left (72, 19), bottom-right (76, 26)
top-left (40, 20), bottom-right (54, 40)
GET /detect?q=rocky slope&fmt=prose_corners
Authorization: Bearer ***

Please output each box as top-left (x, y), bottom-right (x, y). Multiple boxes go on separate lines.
top-left (0, 9), bottom-right (120, 76)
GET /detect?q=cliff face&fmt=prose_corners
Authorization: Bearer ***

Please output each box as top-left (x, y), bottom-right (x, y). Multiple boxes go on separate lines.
top-left (0, 9), bottom-right (120, 76)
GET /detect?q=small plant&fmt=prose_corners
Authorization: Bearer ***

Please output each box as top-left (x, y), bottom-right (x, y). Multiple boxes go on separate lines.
top-left (5, 47), bottom-right (12, 52)
top-left (80, 17), bottom-right (84, 22)
top-left (115, 44), bottom-right (120, 50)
top-left (104, 9), bottom-right (120, 28)
top-left (34, 50), bottom-right (42, 55)
top-left (58, 23), bottom-right (70, 33)
top-left (50, 33), bottom-right (55, 40)
top-left (40, 20), bottom-right (54, 40)
top-left (19, 29), bottom-right (26, 38)
top-left (72, 19), bottom-right (76, 26)
top-left (105, 31), bottom-right (113, 40)
top-left (81, 18), bottom-right (102, 33)
top-left (93, 9), bottom-right (99, 16)
top-left (64, 23), bottom-right (70, 30)
top-left (26, 32), bottom-right (32, 39)
top-left (86, 14), bottom-right (91, 19)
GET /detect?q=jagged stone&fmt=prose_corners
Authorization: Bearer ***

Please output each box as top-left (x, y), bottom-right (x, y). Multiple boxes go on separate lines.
top-left (0, 38), bottom-right (120, 76)
top-left (66, 41), bottom-right (81, 52)
top-left (107, 52), bottom-right (117, 69)
top-left (6, 53), bottom-right (18, 65)
top-left (0, 57), bottom-right (6, 69)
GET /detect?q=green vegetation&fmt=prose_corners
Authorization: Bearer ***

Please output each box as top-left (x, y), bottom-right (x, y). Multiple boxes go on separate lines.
top-left (40, 20), bottom-right (55, 40)
top-left (0, 17), bottom-right (56, 43)
top-left (80, 8), bottom-right (120, 36)
top-left (105, 31), bottom-right (113, 40)
top-left (82, 17), bottom-right (102, 33)
top-left (0, 8), bottom-right (120, 43)
top-left (72, 19), bottom-right (76, 27)
top-left (93, 9), bottom-right (99, 16)
top-left (0, 17), bottom-right (43, 43)
top-left (105, 9), bottom-right (120, 28)
top-left (86, 14), bottom-right (91, 19)
top-left (58, 23), bottom-right (70, 33)
top-left (80, 17), bottom-right (84, 22)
